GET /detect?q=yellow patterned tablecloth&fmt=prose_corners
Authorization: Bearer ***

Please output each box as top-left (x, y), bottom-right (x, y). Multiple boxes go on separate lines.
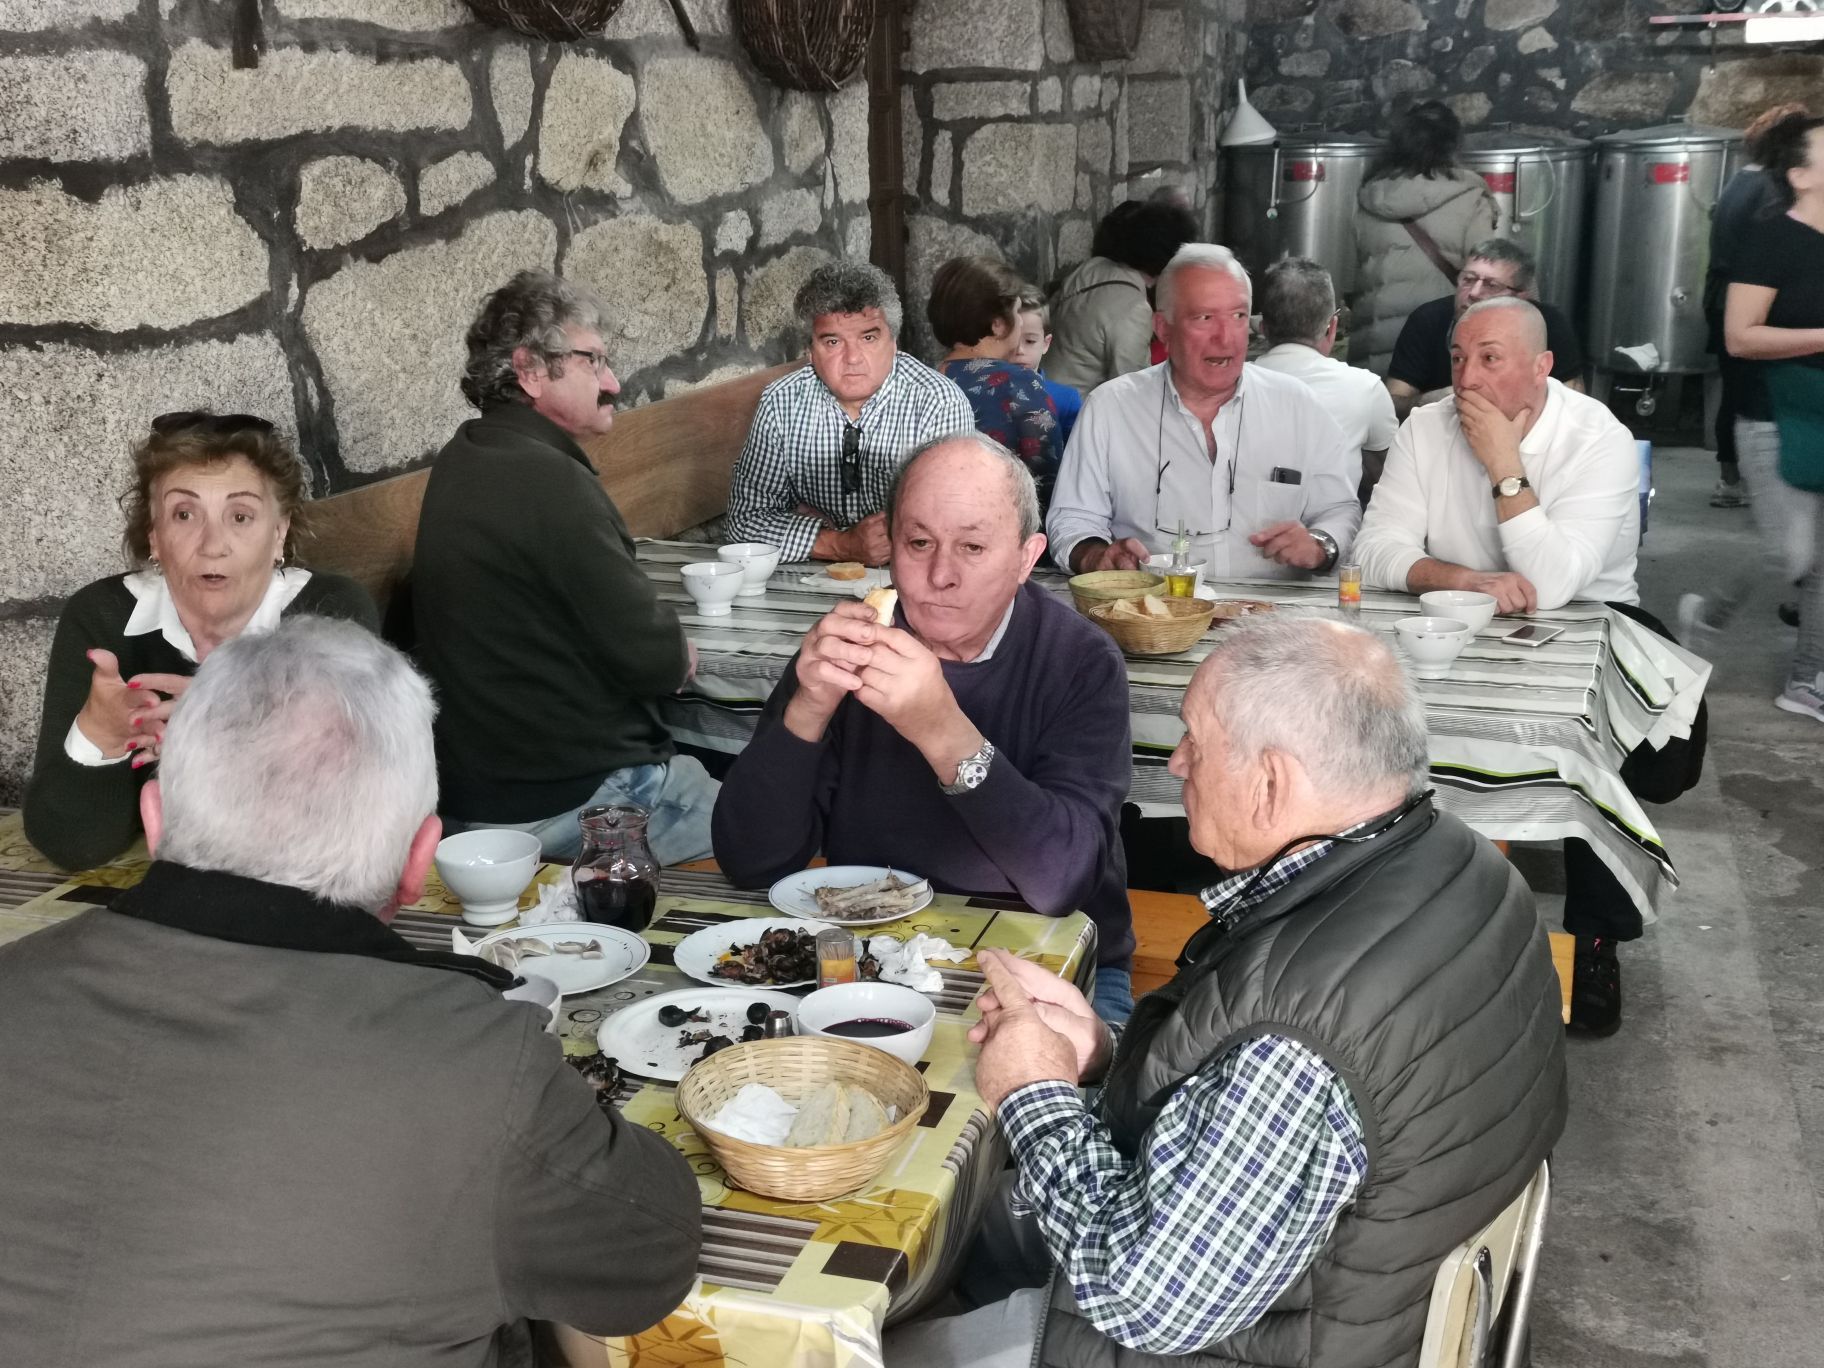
top-left (0, 812), bottom-right (1095, 1368)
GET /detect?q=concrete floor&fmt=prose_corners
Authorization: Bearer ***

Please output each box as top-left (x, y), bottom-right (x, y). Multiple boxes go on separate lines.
top-left (1529, 446), bottom-right (1824, 1366)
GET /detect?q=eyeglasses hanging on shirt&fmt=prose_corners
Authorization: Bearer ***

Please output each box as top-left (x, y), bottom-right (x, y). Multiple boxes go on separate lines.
top-left (1153, 381), bottom-right (1246, 540)
top-left (839, 422), bottom-right (863, 500)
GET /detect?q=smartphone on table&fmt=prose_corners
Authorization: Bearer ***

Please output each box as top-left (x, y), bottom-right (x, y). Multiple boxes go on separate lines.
top-left (1501, 624), bottom-right (1563, 648)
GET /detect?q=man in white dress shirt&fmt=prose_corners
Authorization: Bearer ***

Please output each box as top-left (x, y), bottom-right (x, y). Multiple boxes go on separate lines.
top-left (1046, 245), bottom-right (1361, 580)
top-left (1355, 296), bottom-right (1638, 615)
top-left (1252, 257), bottom-right (1399, 503)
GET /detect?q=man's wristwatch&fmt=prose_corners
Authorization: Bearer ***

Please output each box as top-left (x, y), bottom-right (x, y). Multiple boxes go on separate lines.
top-left (941, 740), bottom-right (996, 795)
top-left (1492, 475), bottom-right (1532, 500)
top-left (1308, 527), bottom-right (1340, 573)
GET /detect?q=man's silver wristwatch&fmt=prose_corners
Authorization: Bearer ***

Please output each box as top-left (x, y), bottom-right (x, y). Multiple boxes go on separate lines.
top-left (1492, 475), bottom-right (1532, 500)
top-left (941, 740), bottom-right (996, 795)
top-left (1308, 527), bottom-right (1340, 573)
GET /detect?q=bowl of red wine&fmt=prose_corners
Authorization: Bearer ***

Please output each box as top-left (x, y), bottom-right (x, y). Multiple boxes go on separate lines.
top-left (796, 981), bottom-right (935, 1066)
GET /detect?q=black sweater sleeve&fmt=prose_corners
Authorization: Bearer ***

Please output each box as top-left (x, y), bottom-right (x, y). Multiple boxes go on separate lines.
top-left (710, 662), bottom-right (840, 887)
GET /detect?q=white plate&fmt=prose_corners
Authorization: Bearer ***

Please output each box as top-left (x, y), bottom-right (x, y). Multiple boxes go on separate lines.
top-left (471, 922), bottom-right (649, 996)
top-left (768, 866), bottom-right (935, 927)
top-left (598, 987), bottom-right (802, 1082)
top-left (672, 916), bottom-right (838, 988)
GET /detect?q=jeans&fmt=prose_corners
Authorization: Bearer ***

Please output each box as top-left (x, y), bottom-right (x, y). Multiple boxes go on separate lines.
top-left (1092, 966), bottom-right (1135, 1025)
top-left (445, 755), bottom-right (720, 867)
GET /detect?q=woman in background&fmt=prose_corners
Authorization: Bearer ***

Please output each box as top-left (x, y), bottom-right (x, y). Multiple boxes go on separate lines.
top-left (1045, 199), bottom-right (1198, 395)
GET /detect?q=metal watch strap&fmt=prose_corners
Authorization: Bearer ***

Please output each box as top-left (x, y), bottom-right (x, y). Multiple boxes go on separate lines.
top-left (1309, 527), bottom-right (1339, 573)
top-left (941, 740), bottom-right (996, 796)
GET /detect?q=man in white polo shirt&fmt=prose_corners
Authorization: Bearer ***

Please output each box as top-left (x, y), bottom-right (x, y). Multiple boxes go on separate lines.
top-left (1355, 296), bottom-right (1638, 615)
top-left (1046, 244), bottom-right (1361, 580)
top-left (1253, 256), bottom-right (1398, 503)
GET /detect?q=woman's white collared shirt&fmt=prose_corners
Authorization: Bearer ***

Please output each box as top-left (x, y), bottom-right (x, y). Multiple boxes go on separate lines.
top-left (64, 568), bottom-right (313, 766)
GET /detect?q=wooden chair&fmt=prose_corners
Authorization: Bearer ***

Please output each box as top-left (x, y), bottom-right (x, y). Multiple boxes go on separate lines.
top-left (1416, 1161), bottom-right (1551, 1368)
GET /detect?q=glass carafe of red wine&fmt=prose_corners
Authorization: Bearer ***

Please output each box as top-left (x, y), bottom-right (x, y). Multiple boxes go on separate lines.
top-left (571, 805), bottom-right (659, 933)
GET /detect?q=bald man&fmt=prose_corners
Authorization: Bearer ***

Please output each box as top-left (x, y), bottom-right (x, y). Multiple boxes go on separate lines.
top-left (886, 616), bottom-right (1565, 1368)
top-left (712, 432), bottom-right (1138, 1020)
top-left (1355, 296), bottom-right (1639, 614)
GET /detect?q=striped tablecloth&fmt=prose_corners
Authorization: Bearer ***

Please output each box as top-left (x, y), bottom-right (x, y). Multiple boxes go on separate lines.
top-left (0, 812), bottom-right (1095, 1368)
top-left (642, 541), bottom-right (1711, 924)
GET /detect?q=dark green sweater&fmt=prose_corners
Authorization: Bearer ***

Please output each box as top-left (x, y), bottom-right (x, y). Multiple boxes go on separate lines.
top-left (23, 572), bottom-right (379, 871)
top-left (411, 404), bottom-right (689, 823)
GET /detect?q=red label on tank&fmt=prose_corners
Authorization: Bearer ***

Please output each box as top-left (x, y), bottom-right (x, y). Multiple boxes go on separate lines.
top-left (1284, 160), bottom-right (1326, 182)
top-left (1649, 162), bottom-right (1690, 185)
top-left (1481, 171), bottom-right (1517, 193)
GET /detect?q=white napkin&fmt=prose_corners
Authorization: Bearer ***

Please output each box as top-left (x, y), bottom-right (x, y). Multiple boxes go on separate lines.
top-left (1613, 342), bottom-right (1661, 371)
top-left (867, 933), bottom-right (969, 993)
top-left (519, 872), bottom-right (581, 926)
top-left (451, 926), bottom-right (478, 957)
top-left (702, 1082), bottom-right (799, 1145)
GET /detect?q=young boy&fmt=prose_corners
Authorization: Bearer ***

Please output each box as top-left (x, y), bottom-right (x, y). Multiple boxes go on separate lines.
top-left (1009, 299), bottom-right (1083, 451)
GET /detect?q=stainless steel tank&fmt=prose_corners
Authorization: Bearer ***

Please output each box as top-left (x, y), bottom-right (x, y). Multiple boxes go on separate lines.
top-left (1587, 123), bottom-right (1744, 375)
top-left (1221, 134), bottom-right (1383, 296)
top-left (1459, 131), bottom-right (1592, 313)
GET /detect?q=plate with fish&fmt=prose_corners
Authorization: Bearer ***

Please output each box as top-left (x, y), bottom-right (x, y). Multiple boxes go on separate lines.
top-left (672, 917), bottom-right (839, 988)
top-left (769, 866), bottom-right (934, 927)
top-left (471, 922), bottom-right (649, 996)
top-left (597, 988), bottom-right (803, 1082)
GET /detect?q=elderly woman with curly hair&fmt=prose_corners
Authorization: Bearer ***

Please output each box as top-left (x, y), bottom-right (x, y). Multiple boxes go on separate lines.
top-left (23, 413), bottom-right (377, 870)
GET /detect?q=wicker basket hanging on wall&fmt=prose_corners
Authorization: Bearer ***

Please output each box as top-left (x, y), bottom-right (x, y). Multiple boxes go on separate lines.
top-left (1064, 0), bottom-right (1142, 61)
top-left (734, 0), bottom-right (876, 92)
top-left (462, 0), bottom-right (627, 40)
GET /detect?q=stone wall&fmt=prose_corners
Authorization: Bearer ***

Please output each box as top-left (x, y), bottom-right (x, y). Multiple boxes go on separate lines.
top-left (0, 0), bottom-right (869, 803)
top-left (1242, 0), bottom-right (1824, 136)
top-left (899, 0), bottom-right (1247, 355)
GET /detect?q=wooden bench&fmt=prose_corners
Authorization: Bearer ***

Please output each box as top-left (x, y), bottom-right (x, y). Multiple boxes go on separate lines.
top-left (302, 364), bottom-right (794, 613)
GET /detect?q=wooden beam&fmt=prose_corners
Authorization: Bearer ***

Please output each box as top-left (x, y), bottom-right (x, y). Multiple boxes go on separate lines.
top-left (865, 0), bottom-right (907, 292)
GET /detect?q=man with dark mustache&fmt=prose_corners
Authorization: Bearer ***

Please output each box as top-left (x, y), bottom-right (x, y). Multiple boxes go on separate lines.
top-left (412, 271), bottom-right (718, 865)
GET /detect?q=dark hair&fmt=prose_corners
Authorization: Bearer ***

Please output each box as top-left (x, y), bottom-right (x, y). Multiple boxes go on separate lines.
top-left (1369, 101), bottom-right (1464, 181)
top-left (1259, 257), bottom-right (1336, 347)
top-left (1760, 113), bottom-right (1824, 208)
top-left (794, 259), bottom-right (904, 337)
top-left (1746, 102), bottom-right (1812, 164)
top-left (120, 414), bottom-right (309, 567)
top-left (1091, 200), bottom-right (1200, 278)
top-left (926, 255), bottom-right (1029, 349)
top-left (462, 270), bottom-right (607, 410)
top-left (1464, 237), bottom-right (1537, 293)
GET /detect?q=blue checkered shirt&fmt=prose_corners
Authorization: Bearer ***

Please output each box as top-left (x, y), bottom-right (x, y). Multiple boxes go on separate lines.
top-left (998, 833), bottom-right (1372, 1355)
top-left (725, 353), bottom-right (974, 561)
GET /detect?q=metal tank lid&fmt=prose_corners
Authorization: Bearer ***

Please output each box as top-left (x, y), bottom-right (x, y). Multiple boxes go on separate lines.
top-left (1595, 122), bottom-right (1743, 148)
top-left (1226, 132), bottom-right (1383, 154)
top-left (1462, 129), bottom-right (1592, 153)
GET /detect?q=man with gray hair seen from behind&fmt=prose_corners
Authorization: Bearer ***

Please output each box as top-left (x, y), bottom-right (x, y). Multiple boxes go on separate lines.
top-left (727, 259), bottom-right (974, 567)
top-left (0, 617), bottom-right (702, 1368)
top-left (713, 433), bottom-right (1139, 1021)
top-left (1253, 256), bottom-right (1399, 501)
top-left (888, 614), bottom-right (1566, 1368)
top-left (1047, 243), bottom-right (1361, 580)
top-left (414, 269), bottom-right (717, 866)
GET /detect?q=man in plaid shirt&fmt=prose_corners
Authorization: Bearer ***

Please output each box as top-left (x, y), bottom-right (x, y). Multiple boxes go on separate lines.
top-left (888, 616), bottom-right (1565, 1367)
top-left (726, 261), bottom-right (973, 565)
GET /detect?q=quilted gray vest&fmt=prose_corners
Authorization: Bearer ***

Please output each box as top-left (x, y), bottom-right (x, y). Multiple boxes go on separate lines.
top-left (1038, 801), bottom-right (1567, 1368)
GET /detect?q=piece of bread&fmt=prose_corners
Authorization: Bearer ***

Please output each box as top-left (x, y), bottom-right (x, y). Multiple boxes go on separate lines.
top-left (840, 1084), bottom-right (889, 1143)
top-left (827, 562), bottom-right (866, 581)
top-left (785, 1081), bottom-right (850, 1147)
top-left (863, 586), bottom-right (899, 626)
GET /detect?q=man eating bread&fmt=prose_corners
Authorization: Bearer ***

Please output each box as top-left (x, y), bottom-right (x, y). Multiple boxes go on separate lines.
top-left (711, 434), bottom-right (1139, 1021)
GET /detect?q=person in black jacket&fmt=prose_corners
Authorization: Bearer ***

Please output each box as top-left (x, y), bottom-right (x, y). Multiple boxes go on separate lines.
top-left (413, 271), bottom-right (717, 863)
top-left (24, 412), bottom-right (376, 870)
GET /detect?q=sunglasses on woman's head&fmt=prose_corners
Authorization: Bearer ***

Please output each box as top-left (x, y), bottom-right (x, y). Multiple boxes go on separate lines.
top-left (151, 410), bottom-right (278, 437)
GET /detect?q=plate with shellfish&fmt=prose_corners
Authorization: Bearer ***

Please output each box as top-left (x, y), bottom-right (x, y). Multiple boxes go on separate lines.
top-left (470, 922), bottom-right (649, 996)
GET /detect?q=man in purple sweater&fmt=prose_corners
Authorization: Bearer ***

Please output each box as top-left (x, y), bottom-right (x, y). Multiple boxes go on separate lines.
top-left (711, 433), bottom-right (1137, 1020)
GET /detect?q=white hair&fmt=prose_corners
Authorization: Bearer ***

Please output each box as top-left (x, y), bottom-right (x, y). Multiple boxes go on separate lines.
top-left (156, 616), bottom-right (438, 910)
top-left (1155, 243), bottom-right (1253, 320)
top-left (887, 430), bottom-right (1042, 540)
top-left (1192, 614), bottom-right (1429, 801)
top-left (1452, 296), bottom-right (1548, 354)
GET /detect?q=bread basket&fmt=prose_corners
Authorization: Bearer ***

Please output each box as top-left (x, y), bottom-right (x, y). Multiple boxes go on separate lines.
top-left (676, 1037), bottom-right (930, 1201)
top-left (1087, 595), bottom-right (1216, 655)
top-left (1067, 569), bottom-right (1165, 614)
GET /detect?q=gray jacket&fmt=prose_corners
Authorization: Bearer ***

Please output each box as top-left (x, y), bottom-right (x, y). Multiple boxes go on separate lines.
top-left (1354, 171), bottom-right (1499, 376)
top-left (1047, 257), bottom-right (1155, 395)
top-left (1039, 801), bottom-right (1567, 1368)
top-left (0, 863), bottom-right (703, 1368)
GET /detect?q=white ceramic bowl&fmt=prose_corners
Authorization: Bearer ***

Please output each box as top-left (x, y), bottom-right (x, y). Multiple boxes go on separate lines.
top-left (717, 542), bottom-right (783, 597)
top-left (680, 561), bottom-right (744, 616)
top-left (1418, 590), bottom-right (1498, 634)
top-left (795, 981), bottom-right (937, 1067)
top-left (1395, 616), bottom-right (1474, 680)
top-left (1145, 554), bottom-right (1208, 595)
top-left (434, 828), bottom-right (542, 926)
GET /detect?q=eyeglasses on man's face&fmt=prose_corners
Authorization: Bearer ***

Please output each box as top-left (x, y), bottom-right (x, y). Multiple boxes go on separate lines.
top-left (1456, 270), bottom-right (1521, 296)
top-left (566, 348), bottom-right (613, 378)
top-left (840, 424), bottom-right (862, 495)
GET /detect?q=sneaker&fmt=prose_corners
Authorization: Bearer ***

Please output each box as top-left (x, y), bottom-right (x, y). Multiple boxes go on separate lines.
top-left (1710, 478), bottom-right (1748, 508)
top-left (1567, 936), bottom-right (1622, 1037)
top-left (1774, 675), bottom-right (1824, 723)
top-left (1676, 592), bottom-right (1711, 647)
top-left (1779, 601), bottom-right (1801, 628)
